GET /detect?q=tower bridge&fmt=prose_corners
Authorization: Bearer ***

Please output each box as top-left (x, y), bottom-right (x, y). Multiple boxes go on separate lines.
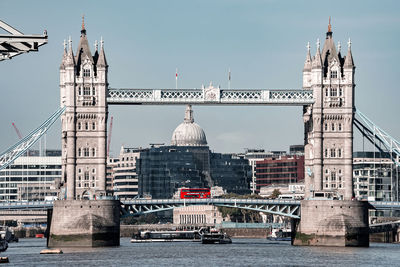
top-left (1, 19), bottom-right (399, 247)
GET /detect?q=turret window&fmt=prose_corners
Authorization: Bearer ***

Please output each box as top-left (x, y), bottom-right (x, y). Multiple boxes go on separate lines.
top-left (83, 69), bottom-right (90, 77)
top-left (78, 122), bottom-right (81, 130)
top-left (330, 149), bottom-right (336, 158)
top-left (83, 87), bottom-right (90, 96)
top-left (330, 88), bottom-right (337, 97)
top-left (83, 148), bottom-right (89, 157)
top-left (339, 88), bottom-right (343, 96)
top-left (92, 148), bottom-right (96, 157)
top-left (331, 123), bottom-right (335, 131)
top-left (338, 123), bottom-right (342, 131)
top-left (85, 122), bottom-right (89, 130)
top-left (78, 87), bottom-right (82, 96)
top-left (330, 71), bottom-right (337, 79)
top-left (92, 87), bottom-right (96, 95)
top-left (92, 122), bottom-right (96, 130)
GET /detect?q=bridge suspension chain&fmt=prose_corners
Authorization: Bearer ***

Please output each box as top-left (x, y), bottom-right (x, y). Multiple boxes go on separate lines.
top-left (354, 109), bottom-right (400, 167)
top-left (0, 106), bottom-right (66, 171)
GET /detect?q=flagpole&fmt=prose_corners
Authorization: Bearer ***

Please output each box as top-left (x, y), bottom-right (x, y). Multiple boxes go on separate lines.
top-left (176, 68), bottom-right (178, 89)
top-left (228, 68), bottom-right (231, 89)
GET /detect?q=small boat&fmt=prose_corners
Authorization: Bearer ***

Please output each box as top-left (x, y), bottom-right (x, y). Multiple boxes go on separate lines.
top-left (201, 230), bottom-right (232, 244)
top-left (0, 257), bottom-right (9, 263)
top-left (131, 230), bottom-right (202, 243)
top-left (267, 229), bottom-right (291, 241)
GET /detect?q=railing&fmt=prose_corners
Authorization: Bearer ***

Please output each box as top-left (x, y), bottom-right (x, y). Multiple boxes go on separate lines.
top-left (107, 88), bottom-right (314, 105)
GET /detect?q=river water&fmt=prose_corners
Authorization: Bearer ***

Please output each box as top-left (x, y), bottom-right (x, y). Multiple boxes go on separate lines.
top-left (3, 238), bottom-right (399, 266)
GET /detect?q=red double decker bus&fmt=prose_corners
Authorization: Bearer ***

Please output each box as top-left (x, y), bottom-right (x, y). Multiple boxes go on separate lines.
top-left (180, 188), bottom-right (211, 199)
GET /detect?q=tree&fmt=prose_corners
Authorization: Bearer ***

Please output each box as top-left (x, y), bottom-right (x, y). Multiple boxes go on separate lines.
top-left (270, 189), bottom-right (282, 199)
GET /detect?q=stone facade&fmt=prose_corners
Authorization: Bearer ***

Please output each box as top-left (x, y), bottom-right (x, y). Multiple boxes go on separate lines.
top-left (173, 205), bottom-right (224, 225)
top-left (48, 200), bottom-right (120, 247)
top-left (60, 23), bottom-right (108, 200)
top-left (293, 200), bottom-right (369, 247)
top-left (303, 22), bottom-right (355, 200)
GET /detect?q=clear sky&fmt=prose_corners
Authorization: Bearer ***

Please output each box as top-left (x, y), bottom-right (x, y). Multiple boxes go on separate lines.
top-left (0, 0), bottom-right (399, 156)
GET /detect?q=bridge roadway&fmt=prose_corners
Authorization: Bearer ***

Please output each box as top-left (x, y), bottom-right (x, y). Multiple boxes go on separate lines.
top-left (1, 199), bottom-right (400, 219)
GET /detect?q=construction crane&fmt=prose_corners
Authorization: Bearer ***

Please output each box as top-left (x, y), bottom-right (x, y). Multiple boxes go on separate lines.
top-left (12, 122), bottom-right (23, 140)
top-left (107, 116), bottom-right (114, 157)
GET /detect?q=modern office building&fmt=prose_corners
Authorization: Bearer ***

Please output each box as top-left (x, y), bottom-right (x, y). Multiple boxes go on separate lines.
top-left (112, 147), bottom-right (145, 200)
top-left (137, 105), bottom-right (250, 199)
top-left (255, 155), bottom-right (304, 193)
top-left (0, 150), bottom-right (62, 202)
top-left (353, 152), bottom-right (400, 202)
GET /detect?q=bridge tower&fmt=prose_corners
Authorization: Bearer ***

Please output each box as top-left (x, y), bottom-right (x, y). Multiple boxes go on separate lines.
top-left (60, 20), bottom-right (108, 200)
top-left (295, 21), bottom-right (369, 247)
top-left (303, 20), bottom-right (355, 200)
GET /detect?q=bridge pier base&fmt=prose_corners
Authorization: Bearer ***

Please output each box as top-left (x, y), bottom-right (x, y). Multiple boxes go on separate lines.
top-left (48, 200), bottom-right (120, 247)
top-left (293, 200), bottom-right (369, 247)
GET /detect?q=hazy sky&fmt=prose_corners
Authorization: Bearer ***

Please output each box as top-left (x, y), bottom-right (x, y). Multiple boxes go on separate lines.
top-left (0, 0), bottom-right (399, 157)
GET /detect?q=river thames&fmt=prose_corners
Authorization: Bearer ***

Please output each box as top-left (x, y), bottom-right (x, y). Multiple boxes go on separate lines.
top-left (3, 238), bottom-right (399, 266)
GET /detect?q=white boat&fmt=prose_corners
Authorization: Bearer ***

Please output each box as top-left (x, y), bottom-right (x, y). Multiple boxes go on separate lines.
top-left (131, 230), bottom-right (201, 243)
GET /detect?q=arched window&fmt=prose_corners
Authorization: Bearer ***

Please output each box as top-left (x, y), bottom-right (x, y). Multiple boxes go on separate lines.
top-left (338, 123), bottom-right (342, 131)
top-left (85, 122), bottom-right (89, 130)
top-left (331, 123), bottom-right (335, 131)
top-left (92, 87), bottom-right (96, 95)
top-left (84, 148), bottom-right (89, 157)
top-left (338, 149), bottom-right (342, 158)
top-left (324, 149), bottom-right (328, 157)
top-left (92, 148), bottom-right (96, 157)
top-left (330, 70), bottom-right (338, 79)
top-left (92, 122), bottom-right (96, 130)
top-left (331, 172), bottom-right (336, 181)
top-left (324, 123), bottom-right (328, 131)
top-left (78, 148), bottom-right (81, 157)
top-left (78, 122), bottom-right (81, 130)
top-left (78, 87), bottom-right (82, 95)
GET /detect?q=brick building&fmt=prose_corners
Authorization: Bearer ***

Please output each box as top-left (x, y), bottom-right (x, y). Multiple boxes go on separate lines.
top-left (255, 155), bottom-right (304, 193)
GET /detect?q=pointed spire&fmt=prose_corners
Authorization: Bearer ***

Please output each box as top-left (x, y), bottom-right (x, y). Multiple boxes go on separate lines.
top-left (94, 40), bottom-right (98, 52)
top-left (97, 36), bottom-right (107, 68)
top-left (60, 39), bottom-right (68, 69)
top-left (184, 105), bottom-right (194, 123)
top-left (81, 15), bottom-right (86, 35)
top-left (328, 16), bottom-right (332, 33)
top-left (312, 38), bottom-right (322, 69)
top-left (303, 42), bottom-right (312, 71)
top-left (337, 41), bottom-right (341, 53)
top-left (344, 38), bottom-right (354, 68)
top-left (65, 36), bottom-right (75, 66)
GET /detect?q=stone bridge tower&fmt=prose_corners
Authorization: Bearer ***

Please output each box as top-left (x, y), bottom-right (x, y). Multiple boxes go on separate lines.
top-left (60, 20), bottom-right (108, 200)
top-left (303, 21), bottom-right (355, 200)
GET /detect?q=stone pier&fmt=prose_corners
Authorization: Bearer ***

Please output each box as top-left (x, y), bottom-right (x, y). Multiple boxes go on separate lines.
top-left (48, 200), bottom-right (120, 247)
top-left (293, 200), bottom-right (369, 247)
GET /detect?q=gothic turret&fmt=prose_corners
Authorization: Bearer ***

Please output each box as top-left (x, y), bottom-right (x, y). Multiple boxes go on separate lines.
top-left (75, 17), bottom-right (94, 76)
top-left (97, 37), bottom-right (108, 68)
top-left (344, 38), bottom-right (354, 69)
top-left (312, 39), bottom-right (322, 69)
top-left (303, 42), bottom-right (312, 72)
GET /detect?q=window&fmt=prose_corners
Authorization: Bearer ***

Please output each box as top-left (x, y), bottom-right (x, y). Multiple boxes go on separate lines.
top-left (78, 168), bottom-right (82, 173)
top-left (92, 148), bottom-right (96, 157)
top-left (83, 87), bottom-right (90, 96)
top-left (92, 122), bottom-right (96, 130)
top-left (85, 122), bottom-right (89, 130)
top-left (78, 87), bottom-right (82, 95)
top-left (84, 172), bottom-right (89, 181)
top-left (83, 68), bottom-right (90, 77)
top-left (330, 88), bottom-right (337, 96)
top-left (330, 149), bottom-right (336, 158)
top-left (331, 123), bottom-right (335, 131)
top-left (338, 149), bottom-right (342, 158)
top-left (92, 87), bottom-right (96, 95)
top-left (84, 148), bottom-right (89, 157)
top-left (339, 88), bottom-right (343, 96)
top-left (78, 122), bottom-right (81, 130)
top-left (331, 172), bottom-right (336, 181)
top-left (325, 89), bottom-right (329, 97)
top-left (78, 148), bottom-right (81, 157)
top-left (331, 70), bottom-right (337, 79)
top-left (325, 149), bottom-right (328, 157)
top-left (338, 123), bottom-right (342, 131)
top-left (324, 123), bottom-right (328, 131)
top-left (92, 168), bottom-right (96, 174)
